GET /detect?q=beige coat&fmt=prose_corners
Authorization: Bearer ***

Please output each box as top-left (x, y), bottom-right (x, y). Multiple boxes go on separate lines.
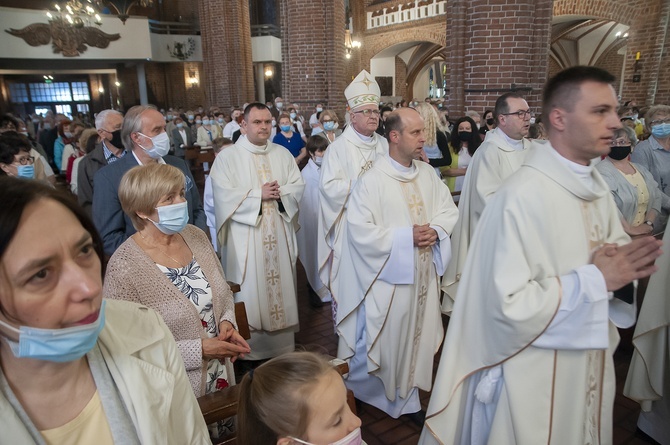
top-left (104, 224), bottom-right (236, 397)
top-left (0, 299), bottom-right (211, 445)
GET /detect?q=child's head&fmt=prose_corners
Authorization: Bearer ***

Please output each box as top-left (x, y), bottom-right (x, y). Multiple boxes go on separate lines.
top-left (306, 136), bottom-right (329, 165)
top-left (237, 352), bottom-right (362, 445)
top-left (212, 137), bottom-right (233, 155)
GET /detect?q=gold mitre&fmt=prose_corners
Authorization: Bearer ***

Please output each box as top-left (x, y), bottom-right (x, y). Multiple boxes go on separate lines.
top-left (345, 70), bottom-right (380, 110)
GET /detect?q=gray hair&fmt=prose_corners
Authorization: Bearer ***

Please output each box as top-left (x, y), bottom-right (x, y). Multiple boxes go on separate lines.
top-left (94, 109), bottom-right (123, 130)
top-left (615, 125), bottom-right (638, 146)
top-left (121, 105), bottom-right (157, 151)
top-left (465, 110), bottom-right (481, 120)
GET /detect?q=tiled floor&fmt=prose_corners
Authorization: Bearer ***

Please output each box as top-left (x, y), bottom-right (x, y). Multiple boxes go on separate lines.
top-left (292, 264), bottom-right (660, 445)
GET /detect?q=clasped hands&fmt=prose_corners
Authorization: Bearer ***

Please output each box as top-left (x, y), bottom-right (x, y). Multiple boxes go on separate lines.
top-left (202, 321), bottom-right (251, 362)
top-left (262, 181), bottom-right (281, 201)
top-left (413, 224), bottom-right (438, 247)
top-left (592, 236), bottom-right (663, 291)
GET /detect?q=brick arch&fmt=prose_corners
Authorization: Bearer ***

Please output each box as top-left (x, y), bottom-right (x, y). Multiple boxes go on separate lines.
top-left (552, 0), bottom-right (639, 27)
top-left (363, 21), bottom-right (446, 66)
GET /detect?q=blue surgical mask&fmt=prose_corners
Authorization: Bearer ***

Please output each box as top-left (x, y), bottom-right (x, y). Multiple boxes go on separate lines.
top-left (316, 107), bottom-right (323, 112)
top-left (313, 156), bottom-right (323, 167)
top-left (16, 164), bottom-right (35, 179)
top-left (280, 125), bottom-right (292, 132)
top-left (323, 121), bottom-right (335, 131)
top-left (196, 119), bottom-right (202, 125)
top-left (202, 119), bottom-right (210, 126)
top-left (651, 123), bottom-right (670, 138)
top-left (187, 115), bottom-right (194, 120)
top-left (149, 201), bottom-right (189, 235)
top-left (177, 122), bottom-right (184, 129)
top-left (0, 300), bottom-right (106, 363)
top-left (137, 131), bottom-right (170, 159)
top-left (217, 118), bottom-right (224, 124)
top-left (290, 112), bottom-right (297, 119)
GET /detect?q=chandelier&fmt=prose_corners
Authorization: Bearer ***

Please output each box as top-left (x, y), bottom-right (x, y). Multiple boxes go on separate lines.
top-left (46, 0), bottom-right (155, 25)
top-left (344, 28), bottom-right (361, 60)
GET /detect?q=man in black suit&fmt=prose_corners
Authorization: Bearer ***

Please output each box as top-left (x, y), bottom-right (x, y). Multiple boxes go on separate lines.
top-left (93, 105), bottom-right (207, 256)
top-left (171, 115), bottom-right (195, 159)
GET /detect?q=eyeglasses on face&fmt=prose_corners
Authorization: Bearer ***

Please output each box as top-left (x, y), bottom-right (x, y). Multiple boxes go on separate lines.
top-left (610, 138), bottom-right (631, 146)
top-left (501, 109), bottom-right (533, 119)
top-left (650, 118), bottom-right (670, 126)
top-left (14, 155), bottom-right (35, 165)
top-left (354, 109), bottom-right (381, 117)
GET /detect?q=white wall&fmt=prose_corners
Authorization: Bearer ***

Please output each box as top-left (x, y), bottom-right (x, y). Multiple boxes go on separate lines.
top-left (370, 56), bottom-right (396, 95)
top-left (251, 36), bottom-right (282, 63)
top-left (0, 6), bottom-right (151, 60)
top-left (412, 65), bottom-right (431, 99)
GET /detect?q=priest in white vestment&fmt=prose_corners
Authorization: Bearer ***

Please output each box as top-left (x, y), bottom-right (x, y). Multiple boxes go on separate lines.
top-left (297, 136), bottom-right (331, 305)
top-left (318, 70), bottom-right (388, 312)
top-left (210, 103), bottom-right (305, 360)
top-left (624, 227), bottom-right (670, 445)
top-left (421, 67), bottom-right (663, 445)
top-left (442, 93), bottom-right (533, 313)
top-left (337, 108), bottom-right (459, 418)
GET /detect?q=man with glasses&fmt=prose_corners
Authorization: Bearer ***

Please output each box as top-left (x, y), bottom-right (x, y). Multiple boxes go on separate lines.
top-left (442, 92), bottom-right (533, 312)
top-left (318, 70), bottom-right (388, 320)
top-left (631, 104), bottom-right (670, 232)
top-left (77, 109), bottom-right (126, 218)
top-left (210, 103), bottom-right (305, 361)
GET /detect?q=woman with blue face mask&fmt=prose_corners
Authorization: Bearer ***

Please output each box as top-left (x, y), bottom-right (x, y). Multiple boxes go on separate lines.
top-left (196, 115), bottom-right (222, 148)
top-left (273, 113), bottom-right (308, 166)
top-left (0, 177), bottom-right (210, 444)
top-left (0, 131), bottom-right (38, 180)
top-left (105, 163), bottom-right (250, 438)
top-left (630, 104), bottom-right (670, 231)
top-left (314, 110), bottom-right (342, 145)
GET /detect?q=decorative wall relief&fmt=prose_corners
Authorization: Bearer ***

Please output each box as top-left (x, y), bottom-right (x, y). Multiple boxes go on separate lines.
top-left (167, 37), bottom-right (196, 61)
top-left (5, 17), bottom-right (121, 57)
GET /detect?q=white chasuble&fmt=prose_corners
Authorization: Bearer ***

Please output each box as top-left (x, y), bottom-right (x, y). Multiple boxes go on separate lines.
top-left (421, 143), bottom-right (632, 445)
top-left (210, 136), bottom-right (305, 360)
top-left (624, 228), bottom-right (670, 445)
top-left (318, 125), bottom-right (388, 305)
top-left (442, 128), bottom-right (531, 313)
top-left (337, 154), bottom-right (458, 417)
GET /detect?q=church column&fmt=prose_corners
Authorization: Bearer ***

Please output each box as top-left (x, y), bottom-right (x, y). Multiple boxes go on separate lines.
top-left (445, 0), bottom-right (466, 116)
top-left (136, 63), bottom-right (148, 105)
top-left (198, 0), bottom-right (255, 108)
top-left (279, 0), bottom-right (347, 116)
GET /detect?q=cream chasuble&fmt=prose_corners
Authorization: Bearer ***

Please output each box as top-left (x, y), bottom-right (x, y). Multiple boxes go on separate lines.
top-left (624, 228), bottom-right (670, 445)
top-left (210, 135), bottom-right (305, 360)
top-left (297, 159), bottom-right (331, 302)
top-left (318, 125), bottom-right (388, 304)
top-left (337, 154), bottom-right (458, 417)
top-left (421, 143), bottom-right (634, 445)
top-left (442, 128), bottom-right (531, 313)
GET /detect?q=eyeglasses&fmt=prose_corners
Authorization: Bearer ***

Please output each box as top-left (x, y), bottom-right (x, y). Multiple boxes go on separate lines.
top-left (501, 109), bottom-right (533, 119)
top-left (650, 118), bottom-right (670, 126)
top-left (610, 138), bottom-right (630, 146)
top-left (14, 155), bottom-right (34, 165)
top-left (353, 109), bottom-right (381, 117)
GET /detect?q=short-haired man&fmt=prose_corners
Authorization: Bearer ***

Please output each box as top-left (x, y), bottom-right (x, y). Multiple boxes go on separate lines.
top-left (210, 103), bottom-right (305, 360)
top-left (421, 66), bottom-right (662, 445)
top-left (92, 105), bottom-right (206, 256)
top-left (442, 92), bottom-right (533, 311)
top-left (318, 70), bottom-right (389, 309)
top-left (337, 107), bottom-right (458, 419)
top-left (222, 108), bottom-right (242, 139)
top-left (77, 109), bottom-right (125, 217)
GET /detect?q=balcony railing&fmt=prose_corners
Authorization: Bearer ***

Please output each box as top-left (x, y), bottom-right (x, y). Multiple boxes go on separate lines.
top-left (251, 24), bottom-right (281, 38)
top-left (367, 0), bottom-right (446, 30)
top-left (149, 20), bottom-right (200, 35)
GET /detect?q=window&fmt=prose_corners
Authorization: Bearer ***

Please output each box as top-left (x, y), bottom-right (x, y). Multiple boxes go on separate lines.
top-left (77, 104), bottom-right (90, 113)
top-left (55, 104), bottom-right (72, 118)
top-left (34, 107), bottom-right (50, 117)
top-left (71, 82), bottom-right (90, 101)
top-left (9, 83), bottom-right (29, 103)
top-left (29, 82), bottom-right (72, 102)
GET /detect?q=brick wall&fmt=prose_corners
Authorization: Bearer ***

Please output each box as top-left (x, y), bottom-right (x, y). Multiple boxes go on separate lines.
top-left (198, 0), bottom-right (255, 108)
top-left (395, 56), bottom-right (407, 99)
top-left (279, 0), bottom-right (347, 117)
top-left (594, 43), bottom-right (626, 96)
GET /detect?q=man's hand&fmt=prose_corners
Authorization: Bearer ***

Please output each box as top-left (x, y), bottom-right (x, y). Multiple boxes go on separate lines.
top-left (592, 236), bottom-right (662, 291)
top-left (413, 224), bottom-right (438, 247)
top-left (261, 180), bottom-right (280, 200)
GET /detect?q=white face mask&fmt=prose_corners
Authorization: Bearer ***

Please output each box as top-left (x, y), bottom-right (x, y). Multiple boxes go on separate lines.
top-left (290, 428), bottom-right (363, 445)
top-left (137, 131), bottom-right (170, 159)
top-left (313, 156), bottom-right (323, 167)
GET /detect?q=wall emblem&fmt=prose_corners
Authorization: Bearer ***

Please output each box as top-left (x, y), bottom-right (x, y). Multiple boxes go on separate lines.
top-left (167, 37), bottom-right (196, 60)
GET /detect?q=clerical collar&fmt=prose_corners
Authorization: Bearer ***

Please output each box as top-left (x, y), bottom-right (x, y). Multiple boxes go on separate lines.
top-left (498, 128), bottom-right (524, 151)
top-left (388, 155), bottom-right (415, 173)
top-left (353, 127), bottom-right (374, 143)
top-left (549, 146), bottom-right (594, 188)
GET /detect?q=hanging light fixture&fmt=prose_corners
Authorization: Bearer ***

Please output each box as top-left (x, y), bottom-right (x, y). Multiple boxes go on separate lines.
top-left (45, 0), bottom-right (155, 26)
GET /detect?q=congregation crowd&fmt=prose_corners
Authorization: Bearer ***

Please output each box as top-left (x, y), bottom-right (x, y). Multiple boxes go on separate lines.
top-left (0, 64), bottom-right (669, 445)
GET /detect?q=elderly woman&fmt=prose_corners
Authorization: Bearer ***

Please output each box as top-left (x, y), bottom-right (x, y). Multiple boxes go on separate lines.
top-left (196, 115), bottom-right (222, 147)
top-left (0, 177), bottom-right (209, 444)
top-left (315, 109), bottom-right (342, 145)
top-left (273, 112), bottom-right (307, 164)
top-left (104, 163), bottom-right (250, 401)
top-left (596, 126), bottom-right (661, 237)
top-left (631, 105), bottom-right (670, 230)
